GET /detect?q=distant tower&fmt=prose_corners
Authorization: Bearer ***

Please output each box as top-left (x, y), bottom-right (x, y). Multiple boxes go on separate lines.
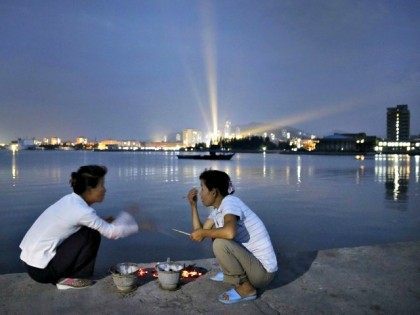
top-left (224, 120), bottom-right (231, 138)
top-left (387, 105), bottom-right (410, 141)
top-left (182, 129), bottom-right (202, 147)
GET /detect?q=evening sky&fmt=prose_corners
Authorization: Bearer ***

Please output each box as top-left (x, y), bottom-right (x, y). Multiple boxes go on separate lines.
top-left (0, 0), bottom-right (419, 142)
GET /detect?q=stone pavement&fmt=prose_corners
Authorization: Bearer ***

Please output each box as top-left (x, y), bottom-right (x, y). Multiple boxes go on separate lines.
top-left (1, 241), bottom-right (419, 314)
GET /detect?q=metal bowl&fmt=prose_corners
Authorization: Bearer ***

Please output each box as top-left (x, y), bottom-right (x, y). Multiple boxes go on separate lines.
top-left (110, 262), bottom-right (139, 292)
top-left (156, 261), bottom-right (183, 290)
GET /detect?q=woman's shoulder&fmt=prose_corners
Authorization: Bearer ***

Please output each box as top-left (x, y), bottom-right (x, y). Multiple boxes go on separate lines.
top-left (223, 195), bottom-right (243, 205)
top-left (64, 193), bottom-right (95, 212)
top-left (220, 195), bottom-right (244, 211)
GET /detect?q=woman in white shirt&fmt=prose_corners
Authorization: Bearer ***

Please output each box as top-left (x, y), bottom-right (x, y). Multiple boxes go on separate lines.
top-left (20, 165), bottom-right (138, 290)
top-left (187, 170), bottom-right (277, 304)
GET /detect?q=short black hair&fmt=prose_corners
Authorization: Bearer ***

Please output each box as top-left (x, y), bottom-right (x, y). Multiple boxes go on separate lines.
top-left (70, 165), bottom-right (107, 195)
top-left (199, 169), bottom-right (234, 197)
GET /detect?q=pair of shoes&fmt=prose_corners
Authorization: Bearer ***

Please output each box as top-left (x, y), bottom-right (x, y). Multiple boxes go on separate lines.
top-left (56, 278), bottom-right (93, 290)
top-left (218, 288), bottom-right (257, 304)
top-left (210, 271), bottom-right (224, 282)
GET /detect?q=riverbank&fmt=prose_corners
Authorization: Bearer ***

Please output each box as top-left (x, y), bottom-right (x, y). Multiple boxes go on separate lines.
top-left (1, 241), bottom-right (419, 314)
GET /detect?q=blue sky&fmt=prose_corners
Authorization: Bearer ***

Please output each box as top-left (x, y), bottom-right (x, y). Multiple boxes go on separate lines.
top-left (0, 0), bottom-right (419, 142)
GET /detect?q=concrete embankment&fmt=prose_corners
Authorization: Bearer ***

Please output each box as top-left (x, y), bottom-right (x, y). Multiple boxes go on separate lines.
top-left (1, 241), bottom-right (419, 314)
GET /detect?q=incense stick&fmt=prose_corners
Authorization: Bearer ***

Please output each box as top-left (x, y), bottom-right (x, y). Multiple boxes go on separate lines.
top-left (172, 228), bottom-right (191, 236)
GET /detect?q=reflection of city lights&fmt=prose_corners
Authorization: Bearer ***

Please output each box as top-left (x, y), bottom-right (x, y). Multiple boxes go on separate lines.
top-left (356, 165), bottom-right (365, 184)
top-left (12, 153), bottom-right (17, 181)
top-left (235, 165), bottom-right (241, 178)
top-left (296, 156), bottom-right (301, 184)
top-left (415, 156), bottom-right (419, 183)
top-left (393, 164), bottom-right (400, 201)
top-left (262, 154), bottom-right (266, 177)
top-left (375, 154), bottom-right (410, 201)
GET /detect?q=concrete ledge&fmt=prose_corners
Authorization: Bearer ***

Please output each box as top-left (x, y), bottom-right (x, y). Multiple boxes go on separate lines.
top-left (1, 241), bottom-right (419, 314)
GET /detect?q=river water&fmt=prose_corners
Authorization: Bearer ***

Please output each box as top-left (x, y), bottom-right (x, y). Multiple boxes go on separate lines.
top-left (0, 150), bottom-right (419, 274)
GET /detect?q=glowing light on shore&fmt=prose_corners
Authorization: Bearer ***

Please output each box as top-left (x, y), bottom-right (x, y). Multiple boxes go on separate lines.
top-left (200, 1), bottom-right (218, 138)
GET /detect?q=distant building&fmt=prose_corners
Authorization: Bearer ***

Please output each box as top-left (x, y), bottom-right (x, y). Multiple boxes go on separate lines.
top-left (316, 133), bottom-right (376, 153)
top-left (50, 137), bottom-right (61, 145)
top-left (97, 139), bottom-right (121, 150)
top-left (9, 138), bottom-right (37, 151)
top-left (182, 129), bottom-right (202, 147)
top-left (76, 137), bottom-right (88, 145)
top-left (387, 105), bottom-right (410, 141)
top-left (120, 140), bottom-right (142, 150)
top-left (144, 141), bottom-right (182, 150)
top-left (224, 120), bottom-right (231, 138)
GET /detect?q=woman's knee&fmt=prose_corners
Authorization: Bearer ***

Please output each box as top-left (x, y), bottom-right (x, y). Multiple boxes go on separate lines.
top-left (212, 238), bottom-right (232, 255)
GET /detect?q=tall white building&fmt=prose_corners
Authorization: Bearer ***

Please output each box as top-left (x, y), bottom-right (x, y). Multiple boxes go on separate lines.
top-left (224, 120), bottom-right (231, 138)
top-left (182, 129), bottom-right (202, 147)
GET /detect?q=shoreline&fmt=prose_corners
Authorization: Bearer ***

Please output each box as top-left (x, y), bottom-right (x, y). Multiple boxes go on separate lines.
top-left (1, 241), bottom-right (419, 314)
top-left (2, 148), bottom-right (419, 155)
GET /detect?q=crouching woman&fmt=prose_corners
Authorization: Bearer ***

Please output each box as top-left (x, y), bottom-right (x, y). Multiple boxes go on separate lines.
top-left (187, 170), bottom-right (277, 304)
top-left (19, 165), bottom-right (138, 289)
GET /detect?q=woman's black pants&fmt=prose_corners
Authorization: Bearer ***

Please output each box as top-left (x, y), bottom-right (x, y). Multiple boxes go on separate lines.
top-left (23, 226), bottom-right (101, 284)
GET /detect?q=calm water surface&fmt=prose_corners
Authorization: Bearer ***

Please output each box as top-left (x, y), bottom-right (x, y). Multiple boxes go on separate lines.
top-left (0, 150), bottom-right (419, 274)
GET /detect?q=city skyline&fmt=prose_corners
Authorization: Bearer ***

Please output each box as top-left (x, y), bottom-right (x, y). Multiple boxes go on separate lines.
top-left (1, 1), bottom-right (419, 143)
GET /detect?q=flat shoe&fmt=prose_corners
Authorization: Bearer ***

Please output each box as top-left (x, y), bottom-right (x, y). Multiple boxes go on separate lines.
top-left (218, 288), bottom-right (257, 304)
top-left (210, 272), bottom-right (224, 282)
top-left (56, 278), bottom-right (93, 290)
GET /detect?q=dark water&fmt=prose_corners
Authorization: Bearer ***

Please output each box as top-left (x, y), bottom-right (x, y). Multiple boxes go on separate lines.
top-left (0, 150), bottom-right (419, 275)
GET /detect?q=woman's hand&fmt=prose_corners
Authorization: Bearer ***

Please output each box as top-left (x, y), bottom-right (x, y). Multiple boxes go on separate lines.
top-left (190, 229), bottom-right (205, 242)
top-left (187, 188), bottom-right (198, 207)
top-left (104, 216), bottom-right (115, 223)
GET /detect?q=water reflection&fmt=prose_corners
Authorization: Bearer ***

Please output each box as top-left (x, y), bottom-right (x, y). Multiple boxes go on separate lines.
top-left (285, 165), bottom-right (290, 185)
top-left (11, 151), bottom-right (18, 186)
top-left (355, 165), bottom-right (365, 184)
top-left (375, 155), bottom-right (410, 202)
top-left (116, 155), bottom-right (180, 183)
top-left (262, 152), bottom-right (266, 177)
top-left (2, 151), bottom-right (419, 275)
top-left (296, 156), bottom-right (302, 185)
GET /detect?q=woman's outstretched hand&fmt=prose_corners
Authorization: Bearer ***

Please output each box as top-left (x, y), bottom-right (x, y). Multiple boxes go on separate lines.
top-left (125, 203), bottom-right (157, 232)
top-left (104, 216), bottom-right (115, 223)
top-left (187, 188), bottom-right (198, 207)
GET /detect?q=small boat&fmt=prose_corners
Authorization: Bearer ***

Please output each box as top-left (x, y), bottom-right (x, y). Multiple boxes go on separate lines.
top-left (177, 152), bottom-right (235, 160)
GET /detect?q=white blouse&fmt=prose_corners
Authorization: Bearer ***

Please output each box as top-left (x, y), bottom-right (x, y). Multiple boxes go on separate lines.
top-left (20, 193), bottom-right (138, 268)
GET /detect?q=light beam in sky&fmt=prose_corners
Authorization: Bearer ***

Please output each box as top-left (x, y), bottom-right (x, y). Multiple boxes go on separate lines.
top-left (182, 61), bottom-right (211, 134)
top-left (239, 101), bottom-right (361, 137)
top-left (200, 1), bottom-right (218, 138)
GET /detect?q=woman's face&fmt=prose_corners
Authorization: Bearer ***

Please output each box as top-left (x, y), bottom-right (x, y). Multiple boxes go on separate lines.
top-left (85, 177), bottom-right (106, 205)
top-left (200, 180), bottom-right (216, 207)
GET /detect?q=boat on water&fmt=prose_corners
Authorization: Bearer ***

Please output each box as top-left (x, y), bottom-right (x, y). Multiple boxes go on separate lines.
top-left (177, 152), bottom-right (235, 160)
